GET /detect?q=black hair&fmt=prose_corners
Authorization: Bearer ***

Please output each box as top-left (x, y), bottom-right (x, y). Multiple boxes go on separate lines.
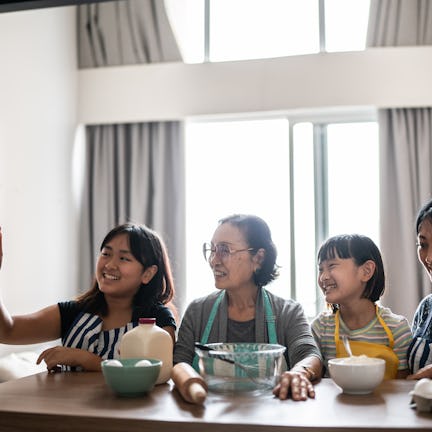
top-left (218, 214), bottom-right (279, 287)
top-left (76, 223), bottom-right (176, 319)
top-left (318, 234), bottom-right (385, 310)
top-left (416, 199), bottom-right (432, 234)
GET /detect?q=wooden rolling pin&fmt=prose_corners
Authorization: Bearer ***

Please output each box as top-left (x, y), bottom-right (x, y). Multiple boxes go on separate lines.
top-left (171, 362), bottom-right (208, 404)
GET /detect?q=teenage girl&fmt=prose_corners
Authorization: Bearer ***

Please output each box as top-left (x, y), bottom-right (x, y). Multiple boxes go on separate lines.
top-left (0, 223), bottom-right (177, 371)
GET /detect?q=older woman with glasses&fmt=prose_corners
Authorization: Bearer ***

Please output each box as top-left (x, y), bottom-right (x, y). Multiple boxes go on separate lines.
top-left (174, 214), bottom-right (322, 401)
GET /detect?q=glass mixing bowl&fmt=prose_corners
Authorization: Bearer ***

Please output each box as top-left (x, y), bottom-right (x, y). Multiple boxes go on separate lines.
top-left (195, 342), bottom-right (286, 395)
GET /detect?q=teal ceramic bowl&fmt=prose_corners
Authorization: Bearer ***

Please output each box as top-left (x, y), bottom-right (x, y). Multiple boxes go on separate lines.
top-left (101, 358), bottom-right (162, 397)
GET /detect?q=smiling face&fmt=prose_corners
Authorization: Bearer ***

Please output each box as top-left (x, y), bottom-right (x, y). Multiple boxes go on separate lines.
top-left (209, 222), bottom-right (258, 292)
top-left (318, 254), bottom-right (370, 307)
top-left (417, 218), bottom-right (432, 282)
top-left (96, 233), bottom-right (155, 300)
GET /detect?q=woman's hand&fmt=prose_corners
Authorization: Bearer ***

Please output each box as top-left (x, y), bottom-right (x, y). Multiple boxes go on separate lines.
top-left (272, 370), bottom-right (315, 401)
top-left (407, 364), bottom-right (432, 380)
top-left (37, 346), bottom-right (102, 372)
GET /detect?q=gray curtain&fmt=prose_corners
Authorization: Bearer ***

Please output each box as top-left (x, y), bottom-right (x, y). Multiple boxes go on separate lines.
top-left (78, 122), bottom-right (186, 311)
top-left (367, 0), bottom-right (432, 322)
top-left (78, 0), bottom-right (181, 68)
top-left (367, 0), bottom-right (432, 46)
top-left (378, 109), bottom-right (432, 321)
top-left (77, 1), bottom-right (187, 312)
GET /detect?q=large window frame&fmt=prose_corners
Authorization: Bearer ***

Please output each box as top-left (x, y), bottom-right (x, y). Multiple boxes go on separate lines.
top-left (290, 107), bottom-right (378, 315)
top-left (185, 107), bottom-right (378, 317)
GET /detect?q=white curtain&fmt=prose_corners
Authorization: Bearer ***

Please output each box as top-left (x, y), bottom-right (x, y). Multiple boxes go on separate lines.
top-left (367, 0), bottom-right (432, 321)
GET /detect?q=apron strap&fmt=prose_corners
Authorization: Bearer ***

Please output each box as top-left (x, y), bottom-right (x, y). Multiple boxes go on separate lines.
top-left (335, 306), bottom-right (395, 348)
top-left (192, 291), bottom-right (225, 371)
top-left (262, 288), bottom-right (278, 344)
top-left (192, 288), bottom-right (277, 370)
top-left (201, 291), bottom-right (225, 345)
top-left (375, 304), bottom-right (394, 349)
top-left (334, 310), bottom-right (341, 345)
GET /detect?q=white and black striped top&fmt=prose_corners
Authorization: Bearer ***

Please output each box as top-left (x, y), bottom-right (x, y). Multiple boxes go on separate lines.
top-left (58, 300), bottom-right (176, 361)
top-left (408, 294), bottom-right (432, 373)
top-left (62, 312), bottom-right (134, 359)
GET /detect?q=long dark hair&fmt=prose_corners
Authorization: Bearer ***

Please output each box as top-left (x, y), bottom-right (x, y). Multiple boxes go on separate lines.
top-left (76, 223), bottom-right (176, 319)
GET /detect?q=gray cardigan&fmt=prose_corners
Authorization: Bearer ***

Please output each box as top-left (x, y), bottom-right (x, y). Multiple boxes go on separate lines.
top-left (173, 289), bottom-right (322, 369)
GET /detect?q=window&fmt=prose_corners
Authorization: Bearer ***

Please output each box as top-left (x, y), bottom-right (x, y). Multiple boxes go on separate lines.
top-left (185, 113), bottom-right (378, 318)
top-left (165, 0), bottom-right (378, 317)
top-left (185, 118), bottom-right (291, 306)
top-left (166, 0), bottom-right (371, 63)
top-left (209, 0), bottom-right (319, 62)
top-left (324, 0), bottom-right (371, 52)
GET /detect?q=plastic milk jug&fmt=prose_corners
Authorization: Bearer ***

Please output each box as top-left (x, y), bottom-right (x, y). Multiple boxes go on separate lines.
top-left (120, 317), bottom-right (173, 384)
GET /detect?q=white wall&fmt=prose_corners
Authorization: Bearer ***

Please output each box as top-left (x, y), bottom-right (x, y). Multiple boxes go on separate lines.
top-left (77, 46), bottom-right (432, 124)
top-left (0, 6), bottom-right (78, 354)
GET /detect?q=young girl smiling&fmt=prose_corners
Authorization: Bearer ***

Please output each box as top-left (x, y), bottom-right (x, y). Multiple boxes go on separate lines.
top-left (312, 234), bottom-right (412, 379)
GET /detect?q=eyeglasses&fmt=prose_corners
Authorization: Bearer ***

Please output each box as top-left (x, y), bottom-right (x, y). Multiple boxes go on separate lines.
top-left (202, 242), bottom-right (254, 262)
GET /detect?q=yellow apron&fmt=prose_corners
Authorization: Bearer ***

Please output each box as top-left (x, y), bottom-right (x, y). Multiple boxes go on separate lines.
top-left (334, 306), bottom-right (399, 380)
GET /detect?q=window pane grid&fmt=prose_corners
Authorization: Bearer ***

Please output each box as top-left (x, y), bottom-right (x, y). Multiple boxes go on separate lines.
top-left (185, 116), bottom-right (378, 319)
top-left (166, 0), bottom-right (371, 63)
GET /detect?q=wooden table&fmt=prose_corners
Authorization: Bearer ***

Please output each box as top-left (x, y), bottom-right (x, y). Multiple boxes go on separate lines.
top-left (0, 372), bottom-right (430, 432)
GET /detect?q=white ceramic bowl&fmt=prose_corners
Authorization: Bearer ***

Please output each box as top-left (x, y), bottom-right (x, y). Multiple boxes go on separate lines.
top-left (328, 357), bottom-right (385, 395)
top-left (195, 342), bottom-right (286, 395)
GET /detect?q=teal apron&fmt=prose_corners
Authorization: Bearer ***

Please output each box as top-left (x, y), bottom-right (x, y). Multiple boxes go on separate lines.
top-left (192, 288), bottom-right (278, 371)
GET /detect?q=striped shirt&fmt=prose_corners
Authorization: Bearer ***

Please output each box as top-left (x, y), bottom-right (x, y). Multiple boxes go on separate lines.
top-left (408, 294), bottom-right (432, 373)
top-left (62, 312), bottom-right (134, 360)
top-left (58, 300), bottom-right (176, 364)
top-left (311, 305), bottom-right (413, 375)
